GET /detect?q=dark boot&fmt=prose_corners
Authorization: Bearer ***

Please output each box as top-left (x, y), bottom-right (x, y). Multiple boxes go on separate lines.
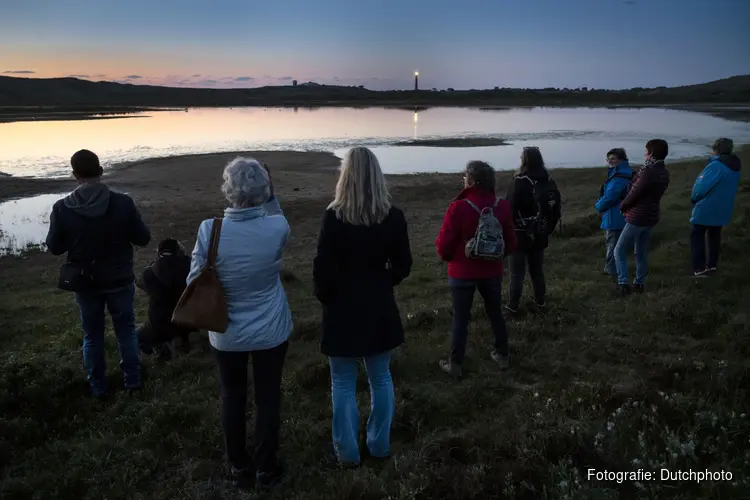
top-left (615, 284), bottom-right (631, 296)
top-left (633, 284), bottom-right (645, 294)
top-left (229, 465), bottom-right (255, 490)
top-left (256, 463), bottom-right (285, 489)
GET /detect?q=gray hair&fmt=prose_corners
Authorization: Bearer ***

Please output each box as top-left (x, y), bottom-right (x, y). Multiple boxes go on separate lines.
top-left (712, 138), bottom-right (733, 155)
top-left (221, 157), bottom-right (271, 208)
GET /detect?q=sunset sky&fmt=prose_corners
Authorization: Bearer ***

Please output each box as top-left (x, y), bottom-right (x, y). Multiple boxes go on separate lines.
top-left (1, 0), bottom-right (749, 91)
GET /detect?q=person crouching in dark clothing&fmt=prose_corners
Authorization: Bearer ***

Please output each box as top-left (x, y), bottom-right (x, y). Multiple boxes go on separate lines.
top-left (136, 238), bottom-right (194, 359)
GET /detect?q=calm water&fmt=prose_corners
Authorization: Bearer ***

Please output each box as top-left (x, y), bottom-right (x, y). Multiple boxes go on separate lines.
top-left (2, 106), bottom-right (750, 177)
top-left (0, 193), bottom-right (66, 255)
top-left (2, 106), bottom-right (750, 255)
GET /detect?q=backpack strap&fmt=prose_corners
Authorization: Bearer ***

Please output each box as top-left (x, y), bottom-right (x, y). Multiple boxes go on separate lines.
top-left (492, 196), bottom-right (500, 208)
top-left (463, 199), bottom-right (481, 214)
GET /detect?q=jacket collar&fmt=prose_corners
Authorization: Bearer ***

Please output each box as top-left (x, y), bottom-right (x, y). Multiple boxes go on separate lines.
top-left (224, 205), bottom-right (267, 221)
top-left (608, 160), bottom-right (632, 178)
top-left (455, 185), bottom-right (493, 201)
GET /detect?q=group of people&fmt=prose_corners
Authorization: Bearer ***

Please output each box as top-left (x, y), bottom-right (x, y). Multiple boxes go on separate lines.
top-left (44, 136), bottom-right (742, 492)
top-left (594, 137), bottom-right (742, 292)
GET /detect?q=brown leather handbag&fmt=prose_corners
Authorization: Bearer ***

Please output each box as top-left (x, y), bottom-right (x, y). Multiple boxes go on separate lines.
top-left (171, 218), bottom-right (229, 333)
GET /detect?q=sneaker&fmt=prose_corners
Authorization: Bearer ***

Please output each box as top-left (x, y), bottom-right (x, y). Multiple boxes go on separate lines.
top-left (615, 284), bottom-right (631, 296)
top-left (532, 299), bottom-right (546, 309)
top-left (230, 466), bottom-right (255, 490)
top-left (439, 359), bottom-right (463, 378)
top-left (692, 269), bottom-right (710, 278)
top-left (490, 350), bottom-right (509, 370)
top-left (503, 305), bottom-right (519, 317)
top-left (256, 464), bottom-right (285, 489)
top-left (632, 284), bottom-right (645, 294)
top-left (707, 267), bottom-right (717, 273)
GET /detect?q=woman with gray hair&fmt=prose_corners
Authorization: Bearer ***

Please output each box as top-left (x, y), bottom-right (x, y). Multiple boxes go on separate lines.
top-left (187, 157), bottom-right (291, 490)
top-left (313, 146), bottom-right (412, 467)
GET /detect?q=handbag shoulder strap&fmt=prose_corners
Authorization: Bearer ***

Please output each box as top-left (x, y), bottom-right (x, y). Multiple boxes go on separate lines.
top-left (206, 217), bottom-right (223, 268)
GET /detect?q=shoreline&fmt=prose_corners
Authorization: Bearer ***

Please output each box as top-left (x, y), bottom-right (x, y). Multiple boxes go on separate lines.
top-left (2, 145), bottom-right (743, 203)
top-left (1, 102), bottom-right (749, 124)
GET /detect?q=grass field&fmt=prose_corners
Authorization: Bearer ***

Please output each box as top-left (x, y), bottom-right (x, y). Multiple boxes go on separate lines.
top-left (1, 148), bottom-right (749, 499)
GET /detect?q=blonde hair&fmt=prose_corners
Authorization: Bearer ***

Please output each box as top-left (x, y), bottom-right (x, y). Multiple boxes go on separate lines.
top-left (328, 147), bottom-right (392, 226)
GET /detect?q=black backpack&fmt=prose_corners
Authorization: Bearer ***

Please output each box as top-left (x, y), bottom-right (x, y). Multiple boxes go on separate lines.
top-left (523, 176), bottom-right (561, 237)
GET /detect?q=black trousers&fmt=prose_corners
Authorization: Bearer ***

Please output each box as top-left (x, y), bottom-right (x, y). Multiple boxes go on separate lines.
top-left (213, 341), bottom-right (289, 472)
top-left (508, 249), bottom-right (546, 308)
top-left (690, 224), bottom-right (722, 272)
top-left (450, 277), bottom-right (509, 364)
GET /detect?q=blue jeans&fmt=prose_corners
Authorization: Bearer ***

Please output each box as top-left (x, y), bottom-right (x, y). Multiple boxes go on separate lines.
top-left (329, 351), bottom-right (394, 464)
top-left (74, 283), bottom-right (141, 395)
top-left (614, 223), bottom-right (653, 285)
top-left (604, 229), bottom-right (622, 276)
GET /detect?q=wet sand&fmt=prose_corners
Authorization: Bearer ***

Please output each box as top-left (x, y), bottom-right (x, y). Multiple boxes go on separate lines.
top-left (0, 150), bottom-right (344, 202)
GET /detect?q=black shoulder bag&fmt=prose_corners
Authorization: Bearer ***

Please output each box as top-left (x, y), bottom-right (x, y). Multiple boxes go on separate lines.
top-left (57, 202), bottom-right (114, 292)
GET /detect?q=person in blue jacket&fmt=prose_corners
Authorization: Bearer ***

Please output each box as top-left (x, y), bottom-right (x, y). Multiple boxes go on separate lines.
top-left (595, 148), bottom-right (633, 276)
top-left (690, 138), bottom-right (742, 277)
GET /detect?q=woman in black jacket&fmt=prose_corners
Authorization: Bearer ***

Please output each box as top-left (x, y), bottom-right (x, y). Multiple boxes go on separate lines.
top-left (505, 147), bottom-right (553, 314)
top-left (313, 146), bottom-right (412, 468)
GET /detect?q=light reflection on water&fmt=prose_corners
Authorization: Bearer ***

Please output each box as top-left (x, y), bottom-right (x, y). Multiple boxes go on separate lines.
top-left (2, 106), bottom-right (750, 177)
top-left (0, 193), bottom-right (67, 256)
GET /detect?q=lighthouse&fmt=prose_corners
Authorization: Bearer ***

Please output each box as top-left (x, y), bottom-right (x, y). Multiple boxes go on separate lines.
top-left (414, 71), bottom-right (419, 91)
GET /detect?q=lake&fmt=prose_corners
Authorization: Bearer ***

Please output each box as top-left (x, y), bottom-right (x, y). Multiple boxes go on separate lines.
top-left (2, 106), bottom-right (750, 178)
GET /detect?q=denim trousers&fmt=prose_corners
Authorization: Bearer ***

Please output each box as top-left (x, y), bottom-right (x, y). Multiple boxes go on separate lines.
top-left (690, 224), bottom-right (722, 272)
top-left (213, 341), bottom-right (288, 473)
top-left (329, 350), bottom-right (394, 464)
top-left (450, 277), bottom-right (509, 363)
top-left (508, 250), bottom-right (546, 308)
top-left (604, 229), bottom-right (623, 276)
top-left (614, 223), bottom-right (653, 285)
top-left (74, 283), bottom-right (140, 395)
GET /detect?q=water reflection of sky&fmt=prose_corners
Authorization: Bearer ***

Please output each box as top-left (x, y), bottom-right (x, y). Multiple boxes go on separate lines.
top-left (2, 106), bottom-right (750, 177)
top-left (0, 193), bottom-right (66, 255)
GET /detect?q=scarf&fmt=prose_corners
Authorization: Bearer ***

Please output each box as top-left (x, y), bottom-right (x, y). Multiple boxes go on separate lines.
top-left (641, 157), bottom-right (663, 171)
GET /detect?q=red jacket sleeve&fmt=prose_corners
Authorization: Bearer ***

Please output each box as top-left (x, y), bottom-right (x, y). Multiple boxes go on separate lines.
top-left (436, 201), bottom-right (460, 262)
top-left (500, 201), bottom-right (517, 256)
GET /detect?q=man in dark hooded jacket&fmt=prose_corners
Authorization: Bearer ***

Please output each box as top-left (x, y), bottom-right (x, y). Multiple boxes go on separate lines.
top-left (136, 238), bottom-right (194, 358)
top-left (45, 149), bottom-right (151, 398)
top-left (689, 138), bottom-right (742, 277)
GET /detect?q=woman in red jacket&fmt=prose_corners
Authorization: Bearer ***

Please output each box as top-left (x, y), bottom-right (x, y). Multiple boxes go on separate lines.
top-left (435, 161), bottom-right (517, 378)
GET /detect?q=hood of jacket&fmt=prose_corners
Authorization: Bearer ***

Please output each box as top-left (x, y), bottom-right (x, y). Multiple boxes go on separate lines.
top-left (63, 182), bottom-right (111, 218)
top-left (716, 154), bottom-right (741, 172)
top-left (608, 160), bottom-right (633, 178)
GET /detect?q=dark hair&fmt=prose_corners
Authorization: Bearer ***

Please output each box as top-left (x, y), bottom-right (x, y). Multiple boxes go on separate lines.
top-left (519, 146), bottom-right (549, 177)
top-left (465, 160), bottom-right (496, 191)
top-left (71, 149), bottom-right (103, 179)
top-left (712, 138), bottom-right (733, 155)
top-left (645, 139), bottom-right (669, 161)
top-left (607, 148), bottom-right (628, 161)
